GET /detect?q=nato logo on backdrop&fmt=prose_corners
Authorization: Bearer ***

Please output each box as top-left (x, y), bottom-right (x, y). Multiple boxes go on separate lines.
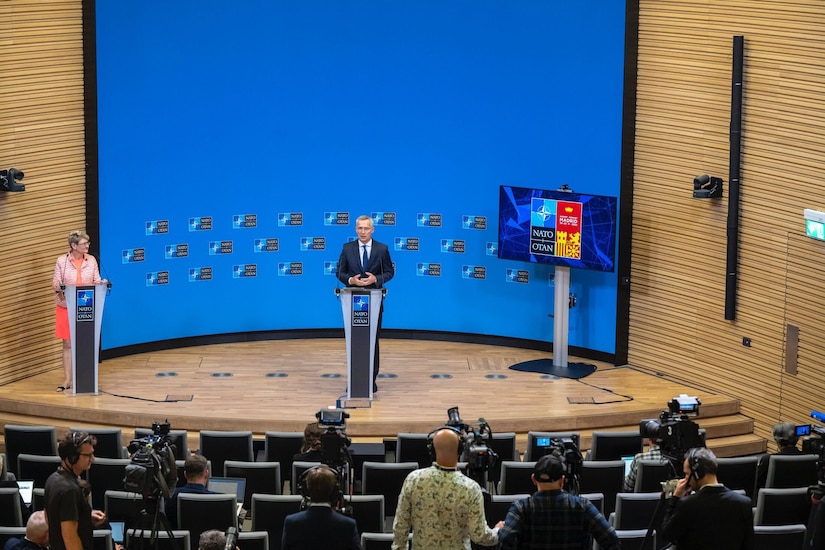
top-left (122, 248), bottom-right (145, 263)
top-left (416, 263), bottom-right (442, 276)
top-left (324, 212), bottom-right (350, 225)
top-left (145, 220), bottom-right (169, 235)
top-left (232, 214), bottom-right (257, 228)
top-left (486, 242), bottom-right (499, 256)
top-left (462, 265), bottom-right (487, 280)
top-left (189, 216), bottom-right (213, 231)
top-left (189, 267), bottom-right (213, 282)
top-left (394, 237), bottom-right (419, 251)
top-left (254, 238), bottom-right (279, 252)
top-left (209, 241), bottom-right (233, 255)
top-left (278, 212), bottom-right (303, 226)
top-left (278, 262), bottom-right (303, 276)
top-left (462, 215), bottom-right (487, 230)
top-left (372, 212), bottom-right (396, 225)
top-left (323, 261), bottom-right (337, 275)
top-left (300, 237), bottom-right (326, 251)
top-left (440, 239), bottom-right (465, 253)
top-left (146, 271), bottom-right (170, 286)
top-left (164, 244), bottom-right (189, 259)
top-left (417, 213), bottom-right (442, 227)
top-left (506, 268), bottom-right (530, 284)
top-left (233, 264), bottom-right (257, 278)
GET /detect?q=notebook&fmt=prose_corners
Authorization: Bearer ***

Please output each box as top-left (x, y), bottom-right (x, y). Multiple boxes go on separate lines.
top-left (17, 480), bottom-right (34, 506)
top-left (207, 476), bottom-right (246, 516)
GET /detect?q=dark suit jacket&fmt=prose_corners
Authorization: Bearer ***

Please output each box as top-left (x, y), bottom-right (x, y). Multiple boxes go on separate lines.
top-left (337, 239), bottom-right (394, 288)
top-left (281, 506), bottom-right (361, 550)
top-left (660, 485), bottom-right (753, 549)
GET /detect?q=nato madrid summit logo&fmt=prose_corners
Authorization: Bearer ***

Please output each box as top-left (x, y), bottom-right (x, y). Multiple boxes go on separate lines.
top-left (76, 289), bottom-right (94, 322)
top-left (395, 237), bottom-right (419, 251)
top-left (352, 295), bottom-right (370, 326)
top-left (233, 214), bottom-right (257, 228)
top-left (145, 220), bottom-right (169, 235)
top-left (462, 215), bottom-right (487, 230)
top-left (122, 248), bottom-right (145, 264)
top-left (417, 213), bottom-right (442, 227)
top-left (278, 212), bottom-right (303, 226)
top-left (189, 216), bottom-right (213, 231)
top-left (324, 212), bottom-right (350, 225)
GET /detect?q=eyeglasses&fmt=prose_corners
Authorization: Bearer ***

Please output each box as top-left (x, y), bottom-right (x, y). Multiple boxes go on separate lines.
top-left (78, 452), bottom-right (95, 458)
top-left (76, 241), bottom-right (91, 247)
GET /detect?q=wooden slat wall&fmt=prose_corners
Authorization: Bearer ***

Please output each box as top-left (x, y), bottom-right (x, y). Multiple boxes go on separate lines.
top-left (0, 0), bottom-right (86, 385)
top-left (630, 0), bottom-right (825, 449)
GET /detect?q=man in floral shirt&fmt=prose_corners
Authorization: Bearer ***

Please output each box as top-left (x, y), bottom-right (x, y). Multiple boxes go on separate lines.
top-left (391, 427), bottom-right (502, 550)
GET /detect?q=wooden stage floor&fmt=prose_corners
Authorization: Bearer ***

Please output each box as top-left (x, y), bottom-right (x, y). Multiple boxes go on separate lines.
top-left (0, 339), bottom-right (758, 454)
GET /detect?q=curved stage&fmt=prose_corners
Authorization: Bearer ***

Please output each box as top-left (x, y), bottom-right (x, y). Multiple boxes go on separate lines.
top-left (0, 339), bottom-right (761, 455)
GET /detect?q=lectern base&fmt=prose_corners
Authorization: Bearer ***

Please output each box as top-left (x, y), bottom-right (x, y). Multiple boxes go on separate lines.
top-left (336, 395), bottom-right (374, 409)
top-left (508, 359), bottom-right (597, 379)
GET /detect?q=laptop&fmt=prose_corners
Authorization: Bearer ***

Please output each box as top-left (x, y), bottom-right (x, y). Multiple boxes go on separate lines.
top-left (621, 455), bottom-right (635, 476)
top-left (109, 521), bottom-right (125, 545)
top-left (16, 480), bottom-right (34, 506)
top-left (207, 476), bottom-right (246, 516)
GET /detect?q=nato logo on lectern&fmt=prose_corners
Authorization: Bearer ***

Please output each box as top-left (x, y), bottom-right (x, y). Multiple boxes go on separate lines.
top-left (122, 248), bottom-right (145, 263)
top-left (145, 220), bottom-right (169, 235)
top-left (76, 290), bottom-right (94, 322)
top-left (352, 295), bottom-right (369, 326)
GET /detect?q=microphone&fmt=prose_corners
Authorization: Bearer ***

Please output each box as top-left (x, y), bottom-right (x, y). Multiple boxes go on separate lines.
top-left (811, 411), bottom-right (825, 423)
top-left (223, 526), bottom-right (238, 550)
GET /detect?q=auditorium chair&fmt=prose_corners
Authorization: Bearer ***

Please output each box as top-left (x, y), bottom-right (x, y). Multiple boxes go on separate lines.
top-left (3, 424), bottom-right (57, 478)
top-left (610, 492), bottom-right (662, 531)
top-left (361, 462), bottom-right (418, 519)
top-left (578, 460), bottom-right (625, 516)
top-left (484, 493), bottom-right (529, 528)
top-left (86, 457), bottom-right (131, 509)
top-left (579, 491), bottom-right (605, 514)
top-left (633, 458), bottom-right (674, 492)
top-left (716, 455), bottom-right (760, 499)
top-left (753, 487), bottom-right (811, 526)
top-left (237, 530), bottom-right (270, 550)
top-left (198, 431), bottom-right (254, 477)
top-left (344, 494), bottom-right (386, 534)
top-left (104, 490), bottom-right (145, 525)
top-left (16, 453), bottom-right (61, 488)
top-left (70, 426), bottom-right (127, 459)
top-left (497, 461), bottom-right (536, 495)
top-left (765, 453), bottom-right (818, 489)
top-left (0, 488), bottom-right (24, 527)
top-left (0, 527), bottom-right (26, 550)
top-left (176, 493), bottom-right (237, 550)
top-left (251, 494), bottom-right (302, 550)
top-left (92, 529), bottom-right (114, 550)
top-left (394, 433), bottom-right (432, 468)
top-left (224, 460), bottom-right (281, 510)
top-left (263, 431), bottom-right (304, 492)
top-left (587, 431), bottom-right (642, 461)
top-left (125, 529), bottom-right (191, 550)
top-left (753, 523), bottom-right (807, 549)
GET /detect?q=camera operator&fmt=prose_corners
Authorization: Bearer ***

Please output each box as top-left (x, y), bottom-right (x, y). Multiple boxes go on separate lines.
top-left (293, 422), bottom-right (325, 463)
top-left (755, 421), bottom-right (804, 492)
top-left (660, 447), bottom-right (753, 549)
top-left (498, 454), bottom-right (618, 550)
top-left (44, 431), bottom-right (107, 550)
top-left (392, 427), bottom-right (501, 549)
top-left (164, 454), bottom-right (217, 528)
top-left (623, 436), bottom-right (667, 492)
top-left (282, 465), bottom-right (361, 550)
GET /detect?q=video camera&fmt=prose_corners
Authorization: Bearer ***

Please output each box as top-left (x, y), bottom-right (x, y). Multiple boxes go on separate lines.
top-left (800, 412), bottom-right (825, 500)
top-left (639, 395), bottom-right (703, 461)
top-left (123, 421), bottom-right (178, 499)
top-left (445, 406), bottom-right (498, 487)
top-left (317, 409), bottom-right (352, 469)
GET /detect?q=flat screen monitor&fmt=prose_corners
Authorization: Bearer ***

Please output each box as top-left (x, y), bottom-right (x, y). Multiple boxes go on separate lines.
top-left (498, 185), bottom-right (618, 272)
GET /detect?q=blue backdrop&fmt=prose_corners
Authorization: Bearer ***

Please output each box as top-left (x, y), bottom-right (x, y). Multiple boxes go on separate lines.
top-left (95, 1), bottom-right (627, 352)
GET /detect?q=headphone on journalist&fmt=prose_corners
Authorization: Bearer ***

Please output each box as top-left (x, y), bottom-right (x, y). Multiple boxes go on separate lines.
top-left (297, 464), bottom-right (343, 506)
top-left (60, 431), bottom-right (93, 465)
top-left (686, 447), bottom-right (706, 481)
top-left (426, 426), bottom-right (464, 463)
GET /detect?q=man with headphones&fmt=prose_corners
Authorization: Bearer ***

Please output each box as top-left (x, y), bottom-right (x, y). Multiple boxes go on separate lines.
top-left (660, 447), bottom-right (753, 549)
top-left (498, 454), bottom-right (619, 549)
top-left (44, 431), bottom-right (107, 550)
top-left (755, 420), bottom-right (804, 492)
top-left (392, 426), bottom-right (501, 549)
top-left (281, 465), bottom-right (361, 550)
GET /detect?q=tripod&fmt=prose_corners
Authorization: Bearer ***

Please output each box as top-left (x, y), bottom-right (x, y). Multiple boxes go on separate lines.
top-left (133, 495), bottom-right (179, 550)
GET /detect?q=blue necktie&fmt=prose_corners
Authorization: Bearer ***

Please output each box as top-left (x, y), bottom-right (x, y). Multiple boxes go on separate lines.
top-left (361, 245), bottom-right (368, 274)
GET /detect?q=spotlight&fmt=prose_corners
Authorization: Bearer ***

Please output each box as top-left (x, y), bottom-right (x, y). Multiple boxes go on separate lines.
top-left (692, 174), bottom-right (722, 199)
top-left (0, 168), bottom-right (25, 192)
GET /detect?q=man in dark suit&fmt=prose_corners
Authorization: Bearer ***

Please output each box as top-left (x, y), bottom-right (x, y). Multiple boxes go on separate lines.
top-left (281, 465), bottom-right (361, 550)
top-left (660, 447), bottom-right (753, 549)
top-left (336, 214), bottom-right (394, 392)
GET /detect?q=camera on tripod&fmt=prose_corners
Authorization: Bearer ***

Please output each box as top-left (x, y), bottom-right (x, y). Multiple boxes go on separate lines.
top-left (123, 421), bottom-right (178, 499)
top-left (639, 395), bottom-right (703, 461)
top-left (445, 406), bottom-right (498, 487)
top-left (533, 435), bottom-right (583, 493)
top-left (801, 411), bottom-right (825, 500)
top-left (317, 409), bottom-right (353, 469)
